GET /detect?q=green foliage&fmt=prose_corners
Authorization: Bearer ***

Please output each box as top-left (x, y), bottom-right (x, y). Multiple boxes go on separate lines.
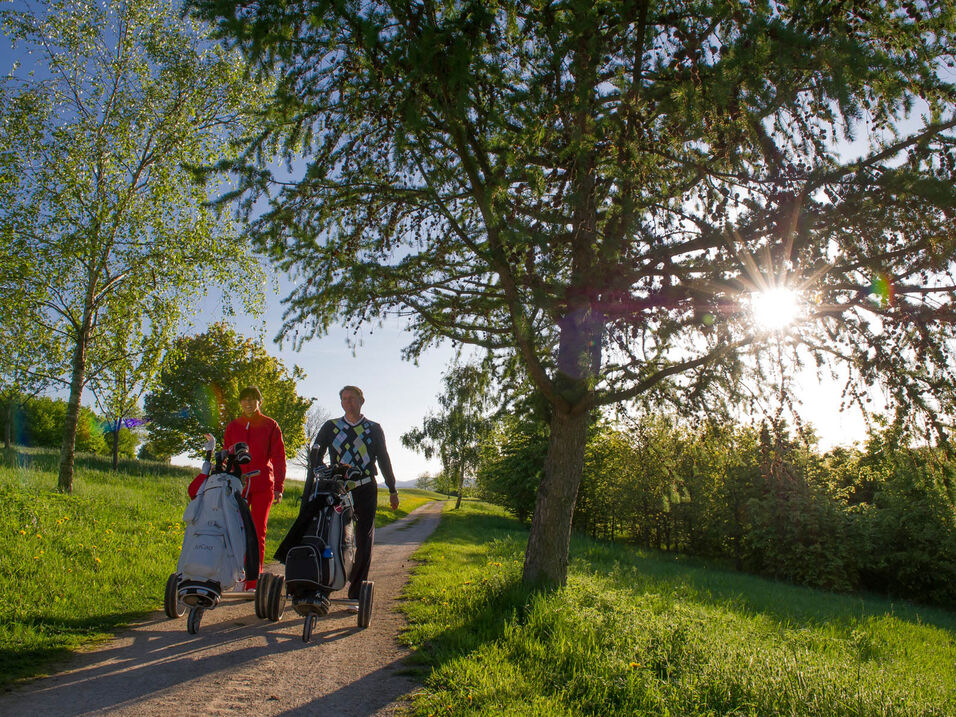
top-left (476, 413), bottom-right (956, 606)
top-left (401, 501), bottom-right (956, 717)
top-left (144, 323), bottom-right (310, 460)
top-left (402, 362), bottom-right (493, 502)
top-left (476, 414), bottom-right (548, 523)
top-left (0, 396), bottom-right (118, 456)
top-left (0, 0), bottom-right (270, 490)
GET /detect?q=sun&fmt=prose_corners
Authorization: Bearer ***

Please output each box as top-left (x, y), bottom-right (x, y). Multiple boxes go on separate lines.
top-left (751, 287), bottom-right (802, 331)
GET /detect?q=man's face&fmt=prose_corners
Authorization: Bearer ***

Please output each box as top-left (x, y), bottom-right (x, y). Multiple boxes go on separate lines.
top-left (340, 390), bottom-right (364, 415)
top-left (240, 396), bottom-right (261, 417)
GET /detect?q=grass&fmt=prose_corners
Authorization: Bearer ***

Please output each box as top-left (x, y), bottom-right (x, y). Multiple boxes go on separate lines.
top-left (0, 446), bottom-right (442, 691)
top-left (399, 500), bottom-right (956, 717)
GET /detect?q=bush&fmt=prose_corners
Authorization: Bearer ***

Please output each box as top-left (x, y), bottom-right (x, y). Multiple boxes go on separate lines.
top-left (0, 396), bottom-right (108, 454)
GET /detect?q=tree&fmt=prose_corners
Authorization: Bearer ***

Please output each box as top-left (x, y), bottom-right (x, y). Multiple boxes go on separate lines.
top-left (0, 82), bottom-right (65, 448)
top-left (0, 0), bottom-right (268, 491)
top-left (402, 363), bottom-right (492, 508)
top-left (192, 0), bottom-right (956, 586)
top-left (86, 293), bottom-right (178, 469)
top-left (144, 323), bottom-right (310, 461)
top-left (292, 403), bottom-right (333, 472)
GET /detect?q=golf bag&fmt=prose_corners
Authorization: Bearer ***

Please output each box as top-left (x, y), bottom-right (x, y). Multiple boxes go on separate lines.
top-left (176, 444), bottom-right (260, 608)
top-left (274, 464), bottom-right (359, 615)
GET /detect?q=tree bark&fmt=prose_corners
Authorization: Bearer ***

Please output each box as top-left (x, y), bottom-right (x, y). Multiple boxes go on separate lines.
top-left (454, 464), bottom-right (464, 510)
top-left (58, 321), bottom-right (91, 493)
top-left (111, 417), bottom-right (121, 470)
top-left (521, 408), bottom-right (589, 587)
top-left (4, 400), bottom-right (13, 449)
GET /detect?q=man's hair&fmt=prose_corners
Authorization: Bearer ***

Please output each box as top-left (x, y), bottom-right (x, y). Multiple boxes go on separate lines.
top-left (339, 385), bottom-right (364, 401)
top-left (239, 386), bottom-right (263, 402)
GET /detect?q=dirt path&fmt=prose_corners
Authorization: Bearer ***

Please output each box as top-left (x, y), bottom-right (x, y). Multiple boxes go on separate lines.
top-left (1, 500), bottom-right (446, 716)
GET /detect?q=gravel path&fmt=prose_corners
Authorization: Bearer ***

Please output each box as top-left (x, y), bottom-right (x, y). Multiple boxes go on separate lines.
top-left (1, 500), bottom-right (446, 716)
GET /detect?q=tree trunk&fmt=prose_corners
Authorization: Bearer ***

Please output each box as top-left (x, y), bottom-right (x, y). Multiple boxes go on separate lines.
top-left (111, 417), bottom-right (121, 470)
top-left (454, 464), bottom-right (464, 510)
top-left (4, 400), bottom-right (13, 449)
top-left (522, 408), bottom-right (589, 587)
top-left (58, 323), bottom-right (91, 493)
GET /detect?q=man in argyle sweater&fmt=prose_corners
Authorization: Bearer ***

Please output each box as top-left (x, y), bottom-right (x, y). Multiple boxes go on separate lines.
top-left (308, 385), bottom-right (400, 602)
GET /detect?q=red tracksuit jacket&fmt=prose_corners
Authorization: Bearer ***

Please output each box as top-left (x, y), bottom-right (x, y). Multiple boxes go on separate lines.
top-left (224, 410), bottom-right (287, 496)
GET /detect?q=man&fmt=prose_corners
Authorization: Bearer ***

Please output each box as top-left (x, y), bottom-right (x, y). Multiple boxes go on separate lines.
top-left (224, 386), bottom-right (286, 590)
top-left (309, 385), bottom-right (399, 606)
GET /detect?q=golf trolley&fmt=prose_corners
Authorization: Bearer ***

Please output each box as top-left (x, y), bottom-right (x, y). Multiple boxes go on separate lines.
top-left (262, 463), bottom-right (375, 642)
top-left (164, 442), bottom-right (260, 634)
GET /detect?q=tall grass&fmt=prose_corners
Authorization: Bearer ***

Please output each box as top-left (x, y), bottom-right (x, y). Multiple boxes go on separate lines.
top-left (401, 501), bottom-right (956, 717)
top-left (0, 447), bottom-right (441, 690)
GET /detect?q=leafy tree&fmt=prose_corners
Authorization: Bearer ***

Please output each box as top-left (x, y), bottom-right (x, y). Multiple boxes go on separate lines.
top-left (87, 293), bottom-right (179, 469)
top-left (144, 323), bottom-right (310, 461)
top-left (0, 83), bottom-right (65, 447)
top-left (476, 412), bottom-right (548, 524)
top-left (0, 0), bottom-right (269, 492)
top-left (192, 0), bottom-right (956, 585)
top-left (402, 363), bottom-right (492, 508)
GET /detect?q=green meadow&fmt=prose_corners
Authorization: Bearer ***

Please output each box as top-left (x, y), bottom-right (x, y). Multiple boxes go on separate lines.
top-left (0, 448), bottom-right (438, 690)
top-left (399, 501), bottom-right (956, 717)
top-left (3, 451), bottom-right (953, 716)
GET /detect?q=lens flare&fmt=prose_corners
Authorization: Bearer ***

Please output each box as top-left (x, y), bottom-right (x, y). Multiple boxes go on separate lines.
top-left (752, 287), bottom-right (802, 331)
top-left (870, 273), bottom-right (894, 307)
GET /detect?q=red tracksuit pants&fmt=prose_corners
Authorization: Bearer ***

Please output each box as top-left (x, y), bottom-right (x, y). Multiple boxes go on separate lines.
top-left (244, 489), bottom-right (273, 589)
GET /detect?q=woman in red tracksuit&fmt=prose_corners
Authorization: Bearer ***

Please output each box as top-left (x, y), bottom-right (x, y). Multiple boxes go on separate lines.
top-left (224, 386), bottom-right (286, 590)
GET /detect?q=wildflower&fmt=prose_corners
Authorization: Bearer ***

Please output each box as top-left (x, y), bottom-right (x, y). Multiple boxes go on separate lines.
top-left (19, 529), bottom-right (26, 535)
top-left (629, 662), bottom-right (640, 669)
top-left (94, 557), bottom-right (101, 563)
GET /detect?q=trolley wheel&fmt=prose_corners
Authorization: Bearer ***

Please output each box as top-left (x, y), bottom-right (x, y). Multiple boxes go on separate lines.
top-left (267, 574), bottom-right (286, 622)
top-left (186, 607), bottom-right (203, 634)
top-left (357, 580), bottom-right (374, 628)
top-left (302, 613), bottom-right (317, 643)
top-left (255, 572), bottom-right (274, 619)
top-left (164, 572), bottom-right (184, 619)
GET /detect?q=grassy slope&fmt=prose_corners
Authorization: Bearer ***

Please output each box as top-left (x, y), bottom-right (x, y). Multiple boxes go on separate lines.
top-left (0, 447), bottom-right (441, 690)
top-left (400, 500), bottom-right (956, 717)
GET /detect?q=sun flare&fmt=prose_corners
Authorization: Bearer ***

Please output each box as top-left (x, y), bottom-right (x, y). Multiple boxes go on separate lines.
top-left (751, 287), bottom-right (802, 331)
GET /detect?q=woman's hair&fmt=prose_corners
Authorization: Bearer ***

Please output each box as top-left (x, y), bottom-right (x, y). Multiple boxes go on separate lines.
top-left (339, 385), bottom-right (364, 401)
top-left (239, 386), bottom-right (263, 402)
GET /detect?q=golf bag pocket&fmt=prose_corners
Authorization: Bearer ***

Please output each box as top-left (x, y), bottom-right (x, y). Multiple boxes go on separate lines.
top-left (178, 530), bottom-right (228, 584)
top-left (285, 541), bottom-right (334, 593)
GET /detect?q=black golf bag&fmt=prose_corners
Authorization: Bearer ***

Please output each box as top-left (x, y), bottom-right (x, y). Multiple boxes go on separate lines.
top-left (274, 464), bottom-right (359, 616)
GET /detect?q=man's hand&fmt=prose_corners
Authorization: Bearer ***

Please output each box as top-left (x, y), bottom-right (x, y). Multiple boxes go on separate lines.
top-left (273, 490), bottom-right (283, 504)
top-left (389, 491), bottom-right (399, 510)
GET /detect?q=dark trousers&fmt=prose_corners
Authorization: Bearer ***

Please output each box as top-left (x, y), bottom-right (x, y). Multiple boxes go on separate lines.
top-left (348, 481), bottom-right (377, 599)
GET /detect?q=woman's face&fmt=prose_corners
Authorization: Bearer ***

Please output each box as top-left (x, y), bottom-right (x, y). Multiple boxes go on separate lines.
top-left (240, 396), bottom-right (260, 417)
